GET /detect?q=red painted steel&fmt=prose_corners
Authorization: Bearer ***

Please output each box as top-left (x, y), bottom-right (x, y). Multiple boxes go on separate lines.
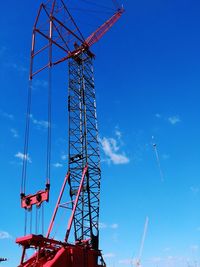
top-left (16, 231), bottom-right (105, 266)
top-left (29, 2), bottom-right (124, 78)
top-left (21, 183), bottom-right (50, 209)
top-left (85, 8), bottom-right (124, 47)
top-left (16, 234), bottom-right (104, 267)
top-left (53, 8), bottom-right (124, 66)
top-left (65, 165), bottom-right (88, 242)
top-left (46, 172), bottom-right (70, 238)
top-left (16, 165), bottom-right (105, 266)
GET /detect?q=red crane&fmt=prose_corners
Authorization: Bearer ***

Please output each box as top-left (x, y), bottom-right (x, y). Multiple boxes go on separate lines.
top-left (16, 1), bottom-right (124, 266)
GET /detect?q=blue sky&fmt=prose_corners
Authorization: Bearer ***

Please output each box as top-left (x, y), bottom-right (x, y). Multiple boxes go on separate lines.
top-left (1, 0), bottom-right (200, 266)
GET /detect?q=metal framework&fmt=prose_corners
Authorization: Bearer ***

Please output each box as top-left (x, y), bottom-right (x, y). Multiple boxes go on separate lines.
top-left (68, 52), bottom-right (100, 248)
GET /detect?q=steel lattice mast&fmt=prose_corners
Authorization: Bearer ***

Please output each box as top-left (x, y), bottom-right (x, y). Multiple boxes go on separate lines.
top-left (67, 52), bottom-right (100, 248)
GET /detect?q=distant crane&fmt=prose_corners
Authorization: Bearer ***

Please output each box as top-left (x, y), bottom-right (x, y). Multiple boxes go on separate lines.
top-left (152, 136), bottom-right (164, 182)
top-left (134, 217), bottom-right (149, 267)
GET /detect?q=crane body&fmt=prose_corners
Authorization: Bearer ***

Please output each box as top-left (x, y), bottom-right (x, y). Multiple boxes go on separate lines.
top-left (16, 1), bottom-right (124, 266)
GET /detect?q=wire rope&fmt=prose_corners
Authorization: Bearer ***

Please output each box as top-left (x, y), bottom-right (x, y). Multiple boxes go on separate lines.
top-left (46, 66), bottom-right (52, 186)
top-left (78, 0), bottom-right (115, 11)
top-left (21, 80), bottom-right (33, 194)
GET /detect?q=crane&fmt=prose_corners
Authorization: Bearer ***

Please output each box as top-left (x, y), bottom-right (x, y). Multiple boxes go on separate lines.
top-left (16, 1), bottom-right (124, 266)
top-left (134, 217), bottom-right (149, 267)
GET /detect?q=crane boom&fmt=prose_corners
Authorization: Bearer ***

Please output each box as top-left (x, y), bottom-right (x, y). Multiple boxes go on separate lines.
top-left (85, 8), bottom-right (124, 47)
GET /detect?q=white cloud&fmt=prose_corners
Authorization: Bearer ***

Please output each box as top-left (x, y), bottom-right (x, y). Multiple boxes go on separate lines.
top-left (0, 231), bottom-right (12, 239)
top-left (103, 253), bottom-right (115, 259)
top-left (110, 223), bottom-right (119, 229)
top-left (155, 113), bottom-right (162, 118)
top-left (30, 114), bottom-right (49, 129)
top-left (33, 79), bottom-right (48, 89)
top-left (168, 115), bottom-right (181, 125)
top-left (163, 247), bottom-right (171, 252)
top-left (53, 163), bottom-right (63, 168)
top-left (100, 137), bottom-right (129, 165)
top-left (115, 127), bottom-right (122, 139)
top-left (15, 152), bottom-right (32, 163)
top-left (0, 110), bottom-right (14, 120)
top-left (147, 256), bottom-right (191, 267)
top-left (6, 62), bottom-right (27, 73)
top-left (119, 259), bottom-right (133, 265)
top-left (61, 154), bottom-right (68, 161)
top-left (99, 222), bottom-right (119, 230)
top-left (10, 128), bottom-right (19, 138)
top-left (150, 257), bottom-right (162, 263)
top-left (99, 223), bottom-right (107, 229)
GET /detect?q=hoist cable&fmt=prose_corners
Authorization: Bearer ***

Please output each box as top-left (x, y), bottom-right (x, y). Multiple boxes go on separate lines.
top-left (24, 210), bottom-right (27, 236)
top-left (21, 81), bottom-right (33, 194)
top-left (42, 204), bottom-right (44, 235)
top-left (111, 0), bottom-right (120, 10)
top-left (35, 207), bottom-right (38, 234)
top-left (78, 0), bottom-right (115, 11)
top-left (46, 66), bottom-right (52, 185)
top-left (30, 210), bottom-right (33, 234)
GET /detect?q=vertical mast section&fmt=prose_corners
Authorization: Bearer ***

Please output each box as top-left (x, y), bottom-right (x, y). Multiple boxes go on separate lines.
top-left (68, 51), bottom-right (100, 249)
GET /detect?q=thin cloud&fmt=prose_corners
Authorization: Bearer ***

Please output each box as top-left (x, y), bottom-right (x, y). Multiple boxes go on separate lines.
top-left (30, 114), bottom-right (49, 129)
top-left (150, 257), bottom-right (162, 263)
top-left (15, 152), bottom-right (32, 163)
top-left (33, 79), bottom-right (48, 90)
top-left (100, 137), bottom-right (129, 165)
top-left (115, 127), bottom-right (122, 139)
top-left (155, 113), bottom-right (162, 118)
top-left (119, 259), bottom-right (133, 265)
top-left (163, 247), bottom-right (171, 252)
top-left (99, 223), bottom-right (119, 230)
top-left (103, 253), bottom-right (115, 259)
top-left (110, 224), bottom-right (119, 229)
top-left (0, 231), bottom-right (12, 239)
top-left (168, 115), bottom-right (181, 125)
top-left (5, 62), bottom-right (27, 73)
top-left (10, 128), bottom-right (19, 138)
top-left (99, 223), bottom-right (107, 229)
top-left (53, 163), bottom-right (63, 168)
top-left (148, 255), bottom-right (193, 266)
top-left (0, 110), bottom-right (14, 120)
top-left (61, 154), bottom-right (68, 161)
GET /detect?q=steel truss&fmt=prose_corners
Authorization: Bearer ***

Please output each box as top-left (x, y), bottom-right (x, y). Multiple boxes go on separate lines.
top-left (68, 51), bottom-right (101, 249)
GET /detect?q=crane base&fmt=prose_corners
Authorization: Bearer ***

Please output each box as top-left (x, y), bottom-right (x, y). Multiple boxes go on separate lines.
top-left (16, 235), bottom-right (106, 267)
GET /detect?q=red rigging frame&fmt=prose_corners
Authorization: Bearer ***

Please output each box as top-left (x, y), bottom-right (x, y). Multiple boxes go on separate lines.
top-left (17, 1), bottom-right (124, 266)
